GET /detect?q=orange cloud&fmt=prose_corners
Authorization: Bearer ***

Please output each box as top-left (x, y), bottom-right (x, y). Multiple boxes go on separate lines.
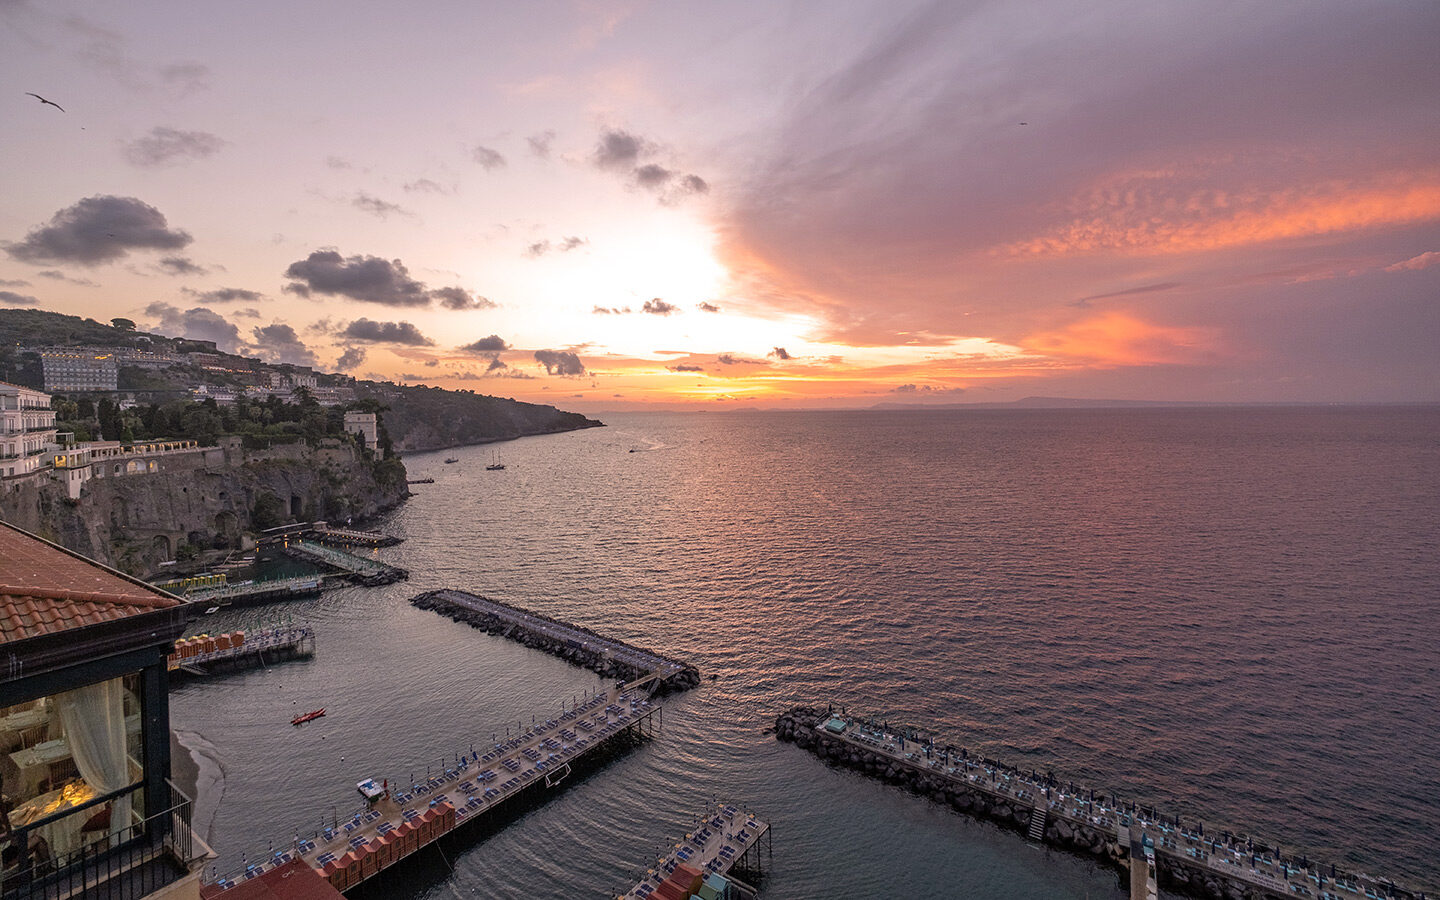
top-left (1024, 312), bottom-right (1217, 367)
top-left (1008, 172), bottom-right (1440, 258)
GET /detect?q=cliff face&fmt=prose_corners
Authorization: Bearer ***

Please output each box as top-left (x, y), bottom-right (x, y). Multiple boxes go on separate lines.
top-left (362, 385), bottom-right (603, 453)
top-left (0, 441), bottom-right (408, 575)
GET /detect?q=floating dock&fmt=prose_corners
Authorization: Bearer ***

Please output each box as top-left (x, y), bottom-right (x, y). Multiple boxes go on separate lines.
top-left (618, 803), bottom-right (770, 900)
top-left (282, 540), bottom-right (408, 586)
top-left (183, 574), bottom-right (324, 610)
top-left (203, 683), bottom-right (661, 895)
top-left (411, 589), bottom-right (701, 694)
top-left (777, 707), bottom-right (1426, 900)
top-left (168, 624), bottom-right (315, 678)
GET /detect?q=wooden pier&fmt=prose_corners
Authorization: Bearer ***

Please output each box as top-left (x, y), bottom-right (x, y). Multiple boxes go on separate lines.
top-left (779, 707), bottom-right (1427, 900)
top-left (282, 540), bottom-right (408, 586)
top-left (618, 803), bottom-right (770, 900)
top-left (204, 683), bottom-right (660, 894)
top-left (168, 624), bottom-right (315, 678)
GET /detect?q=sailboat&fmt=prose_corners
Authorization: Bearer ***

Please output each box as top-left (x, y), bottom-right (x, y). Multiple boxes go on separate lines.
top-left (485, 450), bottom-right (505, 471)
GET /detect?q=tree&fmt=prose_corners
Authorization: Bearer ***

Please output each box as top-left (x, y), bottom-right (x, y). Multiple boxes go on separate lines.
top-left (111, 317), bottom-right (136, 331)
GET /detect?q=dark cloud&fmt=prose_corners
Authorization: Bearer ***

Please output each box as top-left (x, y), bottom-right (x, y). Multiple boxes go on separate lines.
top-left (472, 146), bottom-right (506, 170)
top-left (336, 346), bottom-right (367, 371)
top-left (0, 290), bottom-right (40, 306)
top-left (250, 323), bottom-right (317, 366)
top-left (592, 305), bottom-right (632, 315)
top-left (143, 302), bottom-right (242, 352)
top-left (234, 307), bottom-right (262, 319)
top-left (5, 196), bottom-right (192, 266)
top-left (1076, 282), bottom-right (1183, 305)
top-left (433, 287), bottom-right (497, 310)
top-left (669, 364), bottom-right (703, 372)
top-left (534, 349), bottom-right (586, 376)
top-left (352, 193), bottom-right (409, 219)
top-left (634, 164), bottom-right (674, 189)
top-left (0, 278), bottom-right (29, 288)
top-left (486, 354), bottom-right (508, 372)
top-left (182, 286), bottom-right (264, 304)
top-left (527, 235), bottom-right (587, 258)
top-left (892, 384), bottom-right (965, 396)
top-left (769, 347), bottom-right (793, 360)
top-left (340, 318), bottom-right (435, 346)
top-left (35, 270), bottom-right (99, 286)
top-left (159, 62), bottom-right (210, 95)
top-left (157, 255), bottom-right (207, 276)
top-left (403, 178), bottom-right (450, 194)
top-left (326, 156), bottom-right (352, 170)
top-left (460, 335), bottom-right (510, 353)
top-left (642, 298), bottom-right (679, 316)
top-left (527, 130), bottom-right (556, 158)
top-left (592, 129), bottom-right (650, 171)
top-left (717, 353), bottom-right (767, 366)
top-left (697, 301), bottom-right (720, 313)
top-left (123, 127), bottom-right (225, 167)
top-left (425, 360), bottom-right (439, 367)
top-left (283, 250), bottom-right (431, 306)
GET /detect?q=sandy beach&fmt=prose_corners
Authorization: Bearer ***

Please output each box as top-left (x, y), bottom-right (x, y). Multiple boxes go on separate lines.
top-left (171, 728), bottom-right (226, 848)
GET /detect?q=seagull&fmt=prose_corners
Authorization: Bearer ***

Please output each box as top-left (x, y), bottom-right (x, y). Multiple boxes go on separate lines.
top-left (25, 92), bottom-right (65, 112)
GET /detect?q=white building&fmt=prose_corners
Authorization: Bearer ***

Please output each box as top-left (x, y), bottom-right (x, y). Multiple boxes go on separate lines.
top-left (0, 381), bottom-right (56, 484)
top-left (40, 349), bottom-right (119, 392)
top-left (344, 411), bottom-right (381, 456)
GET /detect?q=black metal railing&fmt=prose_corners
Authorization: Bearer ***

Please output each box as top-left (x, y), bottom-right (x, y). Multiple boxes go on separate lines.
top-left (1, 783), bottom-right (198, 900)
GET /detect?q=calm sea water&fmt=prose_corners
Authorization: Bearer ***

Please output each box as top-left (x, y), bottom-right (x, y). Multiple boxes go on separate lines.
top-left (170, 407), bottom-right (1440, 898)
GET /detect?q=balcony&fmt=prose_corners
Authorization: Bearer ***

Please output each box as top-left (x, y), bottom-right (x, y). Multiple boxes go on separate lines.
top-left (1, 782), bottom-right (205, 900)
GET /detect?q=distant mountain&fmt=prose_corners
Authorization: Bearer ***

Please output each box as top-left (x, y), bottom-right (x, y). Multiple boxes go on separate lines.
top-left (870, 396), bottom-right (1236, 410)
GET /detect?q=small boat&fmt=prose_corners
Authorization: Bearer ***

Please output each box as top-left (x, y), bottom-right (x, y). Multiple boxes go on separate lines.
top-left (204, 606), bottom-right (220, 615)
top-left (443, 457), bottom-right (459, 464)
top-left (291, 708), bottom-right (326, 726)
top-left (485, 450), bottom-right (505, 470)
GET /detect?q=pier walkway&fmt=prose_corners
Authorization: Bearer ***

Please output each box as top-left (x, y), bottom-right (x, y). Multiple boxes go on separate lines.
top-left (282, 540), bottom-right (408, 586)
top-left (796, 711), bottom-right (1422, 900)
top-left (618, 803), bottom-right (770, 900)
top-left (205, 683), bottom-right (659, 894)
top-left (184, 575), bottom-right (323, 608)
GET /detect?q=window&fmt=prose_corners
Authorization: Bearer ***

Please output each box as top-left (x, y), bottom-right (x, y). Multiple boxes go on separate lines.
top-left (1, 674), bottom-right (146, 874)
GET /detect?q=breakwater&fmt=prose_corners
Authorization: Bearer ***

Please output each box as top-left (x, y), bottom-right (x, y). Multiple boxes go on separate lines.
top-left (776, 707), bottom-right (1425, 900)
top-left (410, 589), bottom-right (701, 694)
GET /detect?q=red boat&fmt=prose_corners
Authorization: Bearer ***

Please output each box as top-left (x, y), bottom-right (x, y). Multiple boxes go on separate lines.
top-left (291, 708), bottom-right (326, 725)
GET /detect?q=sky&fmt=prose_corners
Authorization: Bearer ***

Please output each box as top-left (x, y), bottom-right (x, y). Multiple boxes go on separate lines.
top-left (3, 0), bottom-right (1438, 411)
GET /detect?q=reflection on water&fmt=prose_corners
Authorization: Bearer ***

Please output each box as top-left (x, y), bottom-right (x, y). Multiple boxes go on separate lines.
top-left (171, 408), bottom-right (1440, 897)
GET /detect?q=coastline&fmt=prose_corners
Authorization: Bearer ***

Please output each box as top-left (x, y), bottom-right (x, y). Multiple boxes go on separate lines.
top-left (171, 727), bottom-right (226, 847)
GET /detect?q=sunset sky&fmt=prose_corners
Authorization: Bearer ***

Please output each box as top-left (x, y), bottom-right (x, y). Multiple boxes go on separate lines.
top-left (3, 0), bottom-right (1437, 411)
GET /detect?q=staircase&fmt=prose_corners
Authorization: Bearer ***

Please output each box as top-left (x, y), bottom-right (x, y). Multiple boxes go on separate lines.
top-left (1027, 804), bottom-right (1048, 841)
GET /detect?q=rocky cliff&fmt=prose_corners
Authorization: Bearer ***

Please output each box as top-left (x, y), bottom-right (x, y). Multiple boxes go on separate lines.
top-left (0, 440), bottom-right (408, 576)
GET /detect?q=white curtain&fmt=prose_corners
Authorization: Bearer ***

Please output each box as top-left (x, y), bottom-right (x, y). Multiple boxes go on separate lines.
top-left (55, 679), bottom-right (132, 841)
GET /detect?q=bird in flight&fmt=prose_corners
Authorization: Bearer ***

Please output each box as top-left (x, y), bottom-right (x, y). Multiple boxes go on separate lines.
top-left (25, 92), bottom-right (65, 112)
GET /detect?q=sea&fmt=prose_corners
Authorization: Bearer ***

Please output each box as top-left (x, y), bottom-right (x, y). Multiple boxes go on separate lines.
top-left (168, 407), bottom-right (1440, 899)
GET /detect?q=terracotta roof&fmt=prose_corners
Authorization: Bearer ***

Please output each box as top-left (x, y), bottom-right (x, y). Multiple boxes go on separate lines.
top-left (199, 860), bottom-right (345, 900)
top-left (0, 521), bottom-right (181, 644)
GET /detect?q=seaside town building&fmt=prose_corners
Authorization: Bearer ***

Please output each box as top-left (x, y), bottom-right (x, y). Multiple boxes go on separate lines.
top-left (0, 521), bottom-right (209, 898)
top-left (39, 351), bottom-right (118, 394)
top-left (0, 384), bottom-right (56, 485)
top-left (342, 412), bottom-right (380, 456)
